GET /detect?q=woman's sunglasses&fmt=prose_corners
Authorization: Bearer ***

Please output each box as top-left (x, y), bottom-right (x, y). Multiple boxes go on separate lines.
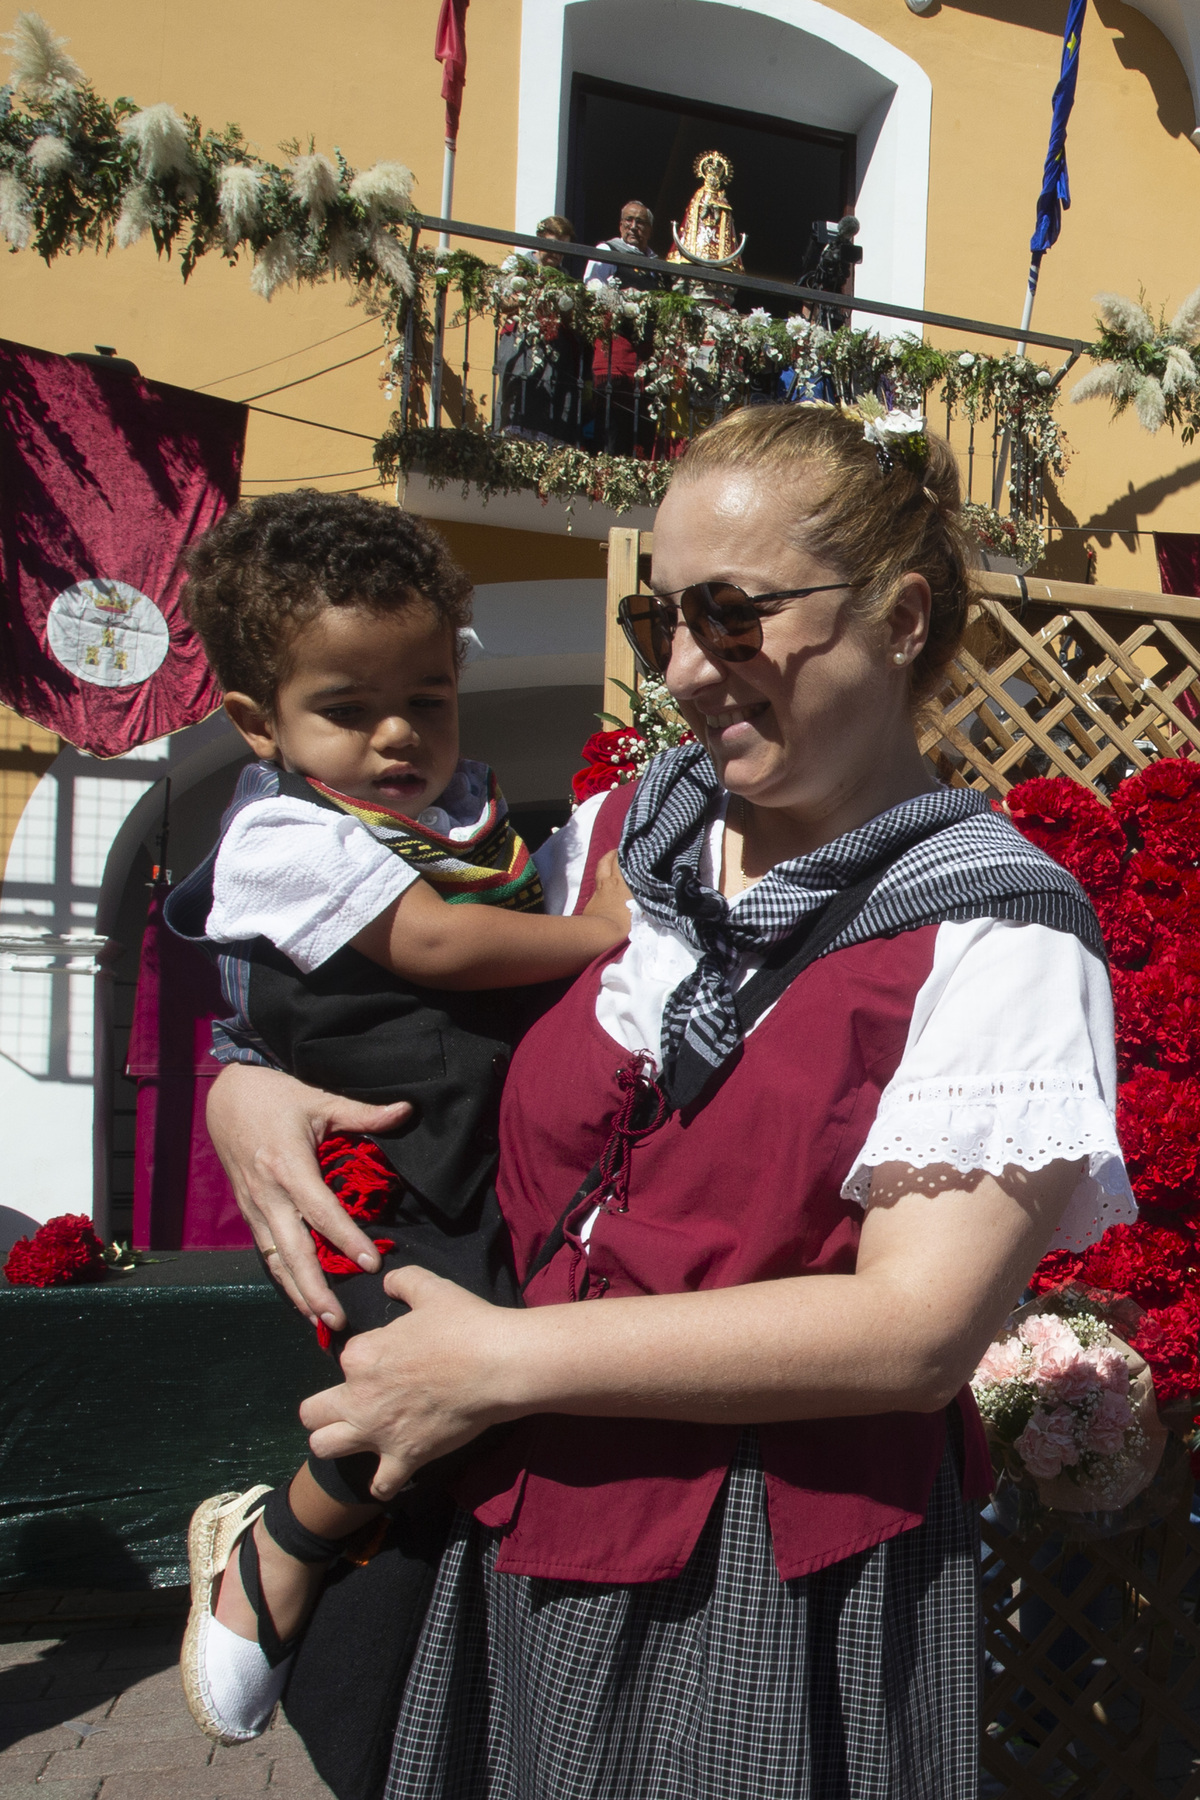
top-left (616, 582), bottom-right (851, 676)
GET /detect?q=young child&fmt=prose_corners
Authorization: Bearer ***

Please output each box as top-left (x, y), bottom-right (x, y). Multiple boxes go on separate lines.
top-left (165, 490), bottom-right (630, 1746)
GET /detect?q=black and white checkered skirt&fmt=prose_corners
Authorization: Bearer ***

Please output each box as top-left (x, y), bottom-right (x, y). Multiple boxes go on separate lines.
top-left (384, 1431), bottom-right (980, 1800)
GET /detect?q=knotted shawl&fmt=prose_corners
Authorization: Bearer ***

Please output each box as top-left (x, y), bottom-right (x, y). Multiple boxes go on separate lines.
top-left (619, 741), bottom-right (1103, 1088)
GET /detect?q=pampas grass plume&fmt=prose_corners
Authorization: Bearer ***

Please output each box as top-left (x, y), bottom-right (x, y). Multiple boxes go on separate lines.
top-left (218, 163), bottom-right (262, 242)
top-left (1071, 362), bottom-right (1133, 405)
top-left (4, 12), bottom-right (84, 101)
top-left (368, 228), bottom-right (414, 296)
top-left (1134, 375), bottom-right (1167, 431)
top-left (290, 153), bottom-right (340, 223)
top-left (249, 231), bottom-right (299, 299)
top-left (1171, 286), bottom-right (1200, 345)
top-left (325, 214), bottom-right (362, 278)
top-left (1094, 292), bottom-right (1154, 343)
top-left (349, 161), bottom-right (413, 221)
top-left (119, 104), bottom-right (195, 187)
top-left (29, 133), bottom-right (74, 179)
top-left (0, 172), bottom-right (33, 249)
top-left (114, 182), bottom-right (155, 249)
top-left (1162, 344), bottom-right (1198, 398)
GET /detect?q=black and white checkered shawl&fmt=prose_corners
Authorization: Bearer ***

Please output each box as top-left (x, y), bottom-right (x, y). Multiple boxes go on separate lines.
top-left (619, 741), bottom-right (1105, 1087)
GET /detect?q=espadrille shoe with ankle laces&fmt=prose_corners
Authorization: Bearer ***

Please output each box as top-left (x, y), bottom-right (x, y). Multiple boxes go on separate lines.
top-left (180, 1485), bottom-right (292, 1744)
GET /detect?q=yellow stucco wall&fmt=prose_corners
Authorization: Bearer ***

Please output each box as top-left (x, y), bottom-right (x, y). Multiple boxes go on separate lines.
top-left (865, 0), bottom-right (1200, 588)
top-left (2, 0), bottom-right (1199, 589)
top-left (0, 0), bottom-right (521, 502)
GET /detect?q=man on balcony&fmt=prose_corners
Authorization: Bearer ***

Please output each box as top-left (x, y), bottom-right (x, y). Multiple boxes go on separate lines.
top-left (584, 201), bottom-right (661, 458)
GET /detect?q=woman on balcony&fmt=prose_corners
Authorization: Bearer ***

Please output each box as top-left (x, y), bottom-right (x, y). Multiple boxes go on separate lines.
top-left (207, 403), bottom-right (1131, 1800)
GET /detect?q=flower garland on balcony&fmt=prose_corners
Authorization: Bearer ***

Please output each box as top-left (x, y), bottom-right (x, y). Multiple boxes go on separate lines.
top-left (378, 252), bottom-right (1068, 531)
top-left (0, 13), bottom-right (416, 310)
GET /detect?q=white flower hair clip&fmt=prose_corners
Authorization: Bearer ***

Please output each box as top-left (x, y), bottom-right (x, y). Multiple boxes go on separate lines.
top-left (860, 407), bottom-right (936, 501)
top-left (862, 407), bottom-right (928, 463)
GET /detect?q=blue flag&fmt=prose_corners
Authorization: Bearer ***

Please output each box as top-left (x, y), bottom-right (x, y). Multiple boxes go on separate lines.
top-left (1030, 0), bottom-right (1087, 266)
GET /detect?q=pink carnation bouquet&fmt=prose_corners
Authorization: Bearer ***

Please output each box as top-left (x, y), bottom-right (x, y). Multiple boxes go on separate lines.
top-left (971, 1296), bottom-right (1169, 1526)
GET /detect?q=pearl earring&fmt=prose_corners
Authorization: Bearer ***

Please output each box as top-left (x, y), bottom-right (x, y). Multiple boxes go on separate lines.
top-left (892, 651), bottom-right (907, 665)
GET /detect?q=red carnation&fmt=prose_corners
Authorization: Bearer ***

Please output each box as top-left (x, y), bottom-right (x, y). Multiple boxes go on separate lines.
top-left (1117, 1066), bottom-right (1200, 1211)
top-left (1131, 1296), bottom-right (1200, 1404)
top-left (1006, 776), bottom-right (1125, 899)
top-left (1094, 886), bottom-right (1161, 971)
top-left (1079, 1220), bottom-right (1195, 1304)
top-left (309, 1133), bottom-right (399, 1283)
top-left (1112, 758), bottom-right (1200, 862)
top-left (571, 728), bottom-right (644, 805)
top-left (1126, 853), bottom-right (1200, 946)
top-left (1028, 1247), bottom-right (1083, 1295)
top-left (1114, 951), bottom-right (1200, 1074)
top-left (3, 1214), bottom-right (107, 1288)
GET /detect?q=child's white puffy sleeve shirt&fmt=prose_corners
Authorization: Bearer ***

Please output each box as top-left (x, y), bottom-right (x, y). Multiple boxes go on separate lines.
top-left (542, 795), bottom-right (1136, 1254)
top-left (207, 761), bottom-right (496, 973)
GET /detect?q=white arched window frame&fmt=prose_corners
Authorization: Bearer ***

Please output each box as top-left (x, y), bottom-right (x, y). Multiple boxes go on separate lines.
top-left (516, 0), bottom-right (933, 325)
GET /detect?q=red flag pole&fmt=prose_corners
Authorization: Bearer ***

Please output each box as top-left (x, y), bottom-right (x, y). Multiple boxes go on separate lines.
top-left (430, 0), bottom-right (468, 424)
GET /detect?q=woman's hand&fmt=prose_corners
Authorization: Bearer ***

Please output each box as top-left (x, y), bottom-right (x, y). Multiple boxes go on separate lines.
top-left (296, 1158), bottom-right (1081, 1483)
top-left (206, 1063), bottom-right (412, 1329)
top-left (300, 1266), bottom-right (521, 1499)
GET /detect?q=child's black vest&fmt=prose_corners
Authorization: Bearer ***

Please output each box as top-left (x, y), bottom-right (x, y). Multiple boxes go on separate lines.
top-left (164, 767), bottom-right (535, 1306)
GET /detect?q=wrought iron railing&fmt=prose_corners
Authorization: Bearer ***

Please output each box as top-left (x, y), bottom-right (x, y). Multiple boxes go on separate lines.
top-left (375, 214), bottom-right (1082, 553)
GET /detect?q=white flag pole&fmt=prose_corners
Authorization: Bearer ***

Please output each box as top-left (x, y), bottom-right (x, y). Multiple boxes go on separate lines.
top-left (991, 257), bottom-right (1041, 508)
top-left (428, 137), bottom-right (457, 427)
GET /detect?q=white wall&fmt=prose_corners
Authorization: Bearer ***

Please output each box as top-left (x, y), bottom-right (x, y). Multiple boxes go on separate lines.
top-left (516, 0), bottom-right (932, 322)
top-left (1127, 0), bottom-right (1200, 136)
top-left (461, 580), bottom-right (606, 691)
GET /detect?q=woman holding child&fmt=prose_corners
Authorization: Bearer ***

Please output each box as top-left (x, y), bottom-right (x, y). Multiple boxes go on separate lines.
top-left (200, 404), bottom-right (1133, 1799)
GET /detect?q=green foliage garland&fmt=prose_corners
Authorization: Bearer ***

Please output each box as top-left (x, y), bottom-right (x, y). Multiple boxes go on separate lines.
top-left (0, 13), bottom-right (417, 318)
top-left (376, 424), bottom-right (672, 516)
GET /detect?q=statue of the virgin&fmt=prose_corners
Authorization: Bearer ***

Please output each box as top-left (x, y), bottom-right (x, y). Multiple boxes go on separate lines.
top-left (668, 151), bottom-right (746, 270)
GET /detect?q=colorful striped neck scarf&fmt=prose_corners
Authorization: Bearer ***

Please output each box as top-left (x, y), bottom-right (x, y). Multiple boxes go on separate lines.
top-left (307, 772), bottom-right (543, 913)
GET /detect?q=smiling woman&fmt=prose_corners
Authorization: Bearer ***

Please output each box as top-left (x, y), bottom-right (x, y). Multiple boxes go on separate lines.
top-left (202, 407), bottom-right (1134, 1800)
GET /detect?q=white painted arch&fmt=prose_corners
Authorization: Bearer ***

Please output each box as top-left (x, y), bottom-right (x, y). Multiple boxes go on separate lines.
top-left (516, 0), bottom-right (933, 321)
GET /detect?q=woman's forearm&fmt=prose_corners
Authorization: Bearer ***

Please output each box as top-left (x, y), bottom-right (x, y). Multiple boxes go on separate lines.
top-left (491, 1159), bottom-right (1077, 1424)
top-left (496, 1272), bottom-right (954, 1423)
top-left (306, 1159), bottom-right (1079, 1495)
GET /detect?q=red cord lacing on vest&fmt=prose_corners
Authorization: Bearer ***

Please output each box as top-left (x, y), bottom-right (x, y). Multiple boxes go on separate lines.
top-left (594, 1052), bottom-right (669, 1215)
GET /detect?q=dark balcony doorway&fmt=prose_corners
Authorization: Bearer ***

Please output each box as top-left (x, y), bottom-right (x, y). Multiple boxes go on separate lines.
top-left (566, 75), bottom-right (855, 289)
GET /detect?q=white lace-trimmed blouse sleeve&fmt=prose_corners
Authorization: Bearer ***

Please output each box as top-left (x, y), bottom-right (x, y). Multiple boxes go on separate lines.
top-left (841, 917), bottom-right (1136, 1252)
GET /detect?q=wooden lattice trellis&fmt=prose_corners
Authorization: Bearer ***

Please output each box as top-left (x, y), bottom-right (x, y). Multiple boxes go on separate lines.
top-left (924, 573), bottom-right (1200, 799)
top-left (605, 532), bottom-right (1200, 1795)
top-left (981, 1485), bottom-right (1200, 1799)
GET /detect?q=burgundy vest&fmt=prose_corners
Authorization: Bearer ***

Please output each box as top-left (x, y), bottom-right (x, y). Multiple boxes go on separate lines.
top-left (455, 787), bottom-right (991, 1583)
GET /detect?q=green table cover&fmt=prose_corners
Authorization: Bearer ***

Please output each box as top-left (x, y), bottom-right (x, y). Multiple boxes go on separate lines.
top-left (0, 1253), bottom-right (332, 1588)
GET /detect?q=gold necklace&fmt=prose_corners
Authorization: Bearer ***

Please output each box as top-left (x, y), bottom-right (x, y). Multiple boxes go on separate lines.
top-left (735, 795), bottom-right (761, 894)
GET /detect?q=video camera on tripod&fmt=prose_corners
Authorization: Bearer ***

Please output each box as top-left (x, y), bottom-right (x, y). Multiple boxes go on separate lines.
top-left (796, 216), bottom-right (861, 329)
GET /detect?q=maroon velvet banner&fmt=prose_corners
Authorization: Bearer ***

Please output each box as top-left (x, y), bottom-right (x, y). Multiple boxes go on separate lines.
top-left (1155, 532), bottom-right (1200, 598)
top-left (0, 338), bottom-right (244, 758)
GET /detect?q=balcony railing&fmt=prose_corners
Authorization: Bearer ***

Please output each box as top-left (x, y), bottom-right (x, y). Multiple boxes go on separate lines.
top-left (375, 214), bottom-right (1084, 562)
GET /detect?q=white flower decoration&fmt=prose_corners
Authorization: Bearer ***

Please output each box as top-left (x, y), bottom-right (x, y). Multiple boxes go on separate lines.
top-left (747, 307), bottom-right (771, 328)
top-left (862, 408), bottom-right (927, 451)
top-left (784, 314), bottom-right (809, 340)
top-left (958, 352), bottom-right (976, 369)
top-left (1036, 369), bottom-right (1053, 388)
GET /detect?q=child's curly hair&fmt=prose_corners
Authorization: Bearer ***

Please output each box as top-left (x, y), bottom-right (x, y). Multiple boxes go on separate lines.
top-left (182, 489), bottom-right (473, 706)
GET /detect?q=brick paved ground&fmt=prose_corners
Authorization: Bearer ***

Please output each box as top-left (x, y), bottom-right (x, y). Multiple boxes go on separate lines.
top-left (0, 1588), bottom-right (334, 1799)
